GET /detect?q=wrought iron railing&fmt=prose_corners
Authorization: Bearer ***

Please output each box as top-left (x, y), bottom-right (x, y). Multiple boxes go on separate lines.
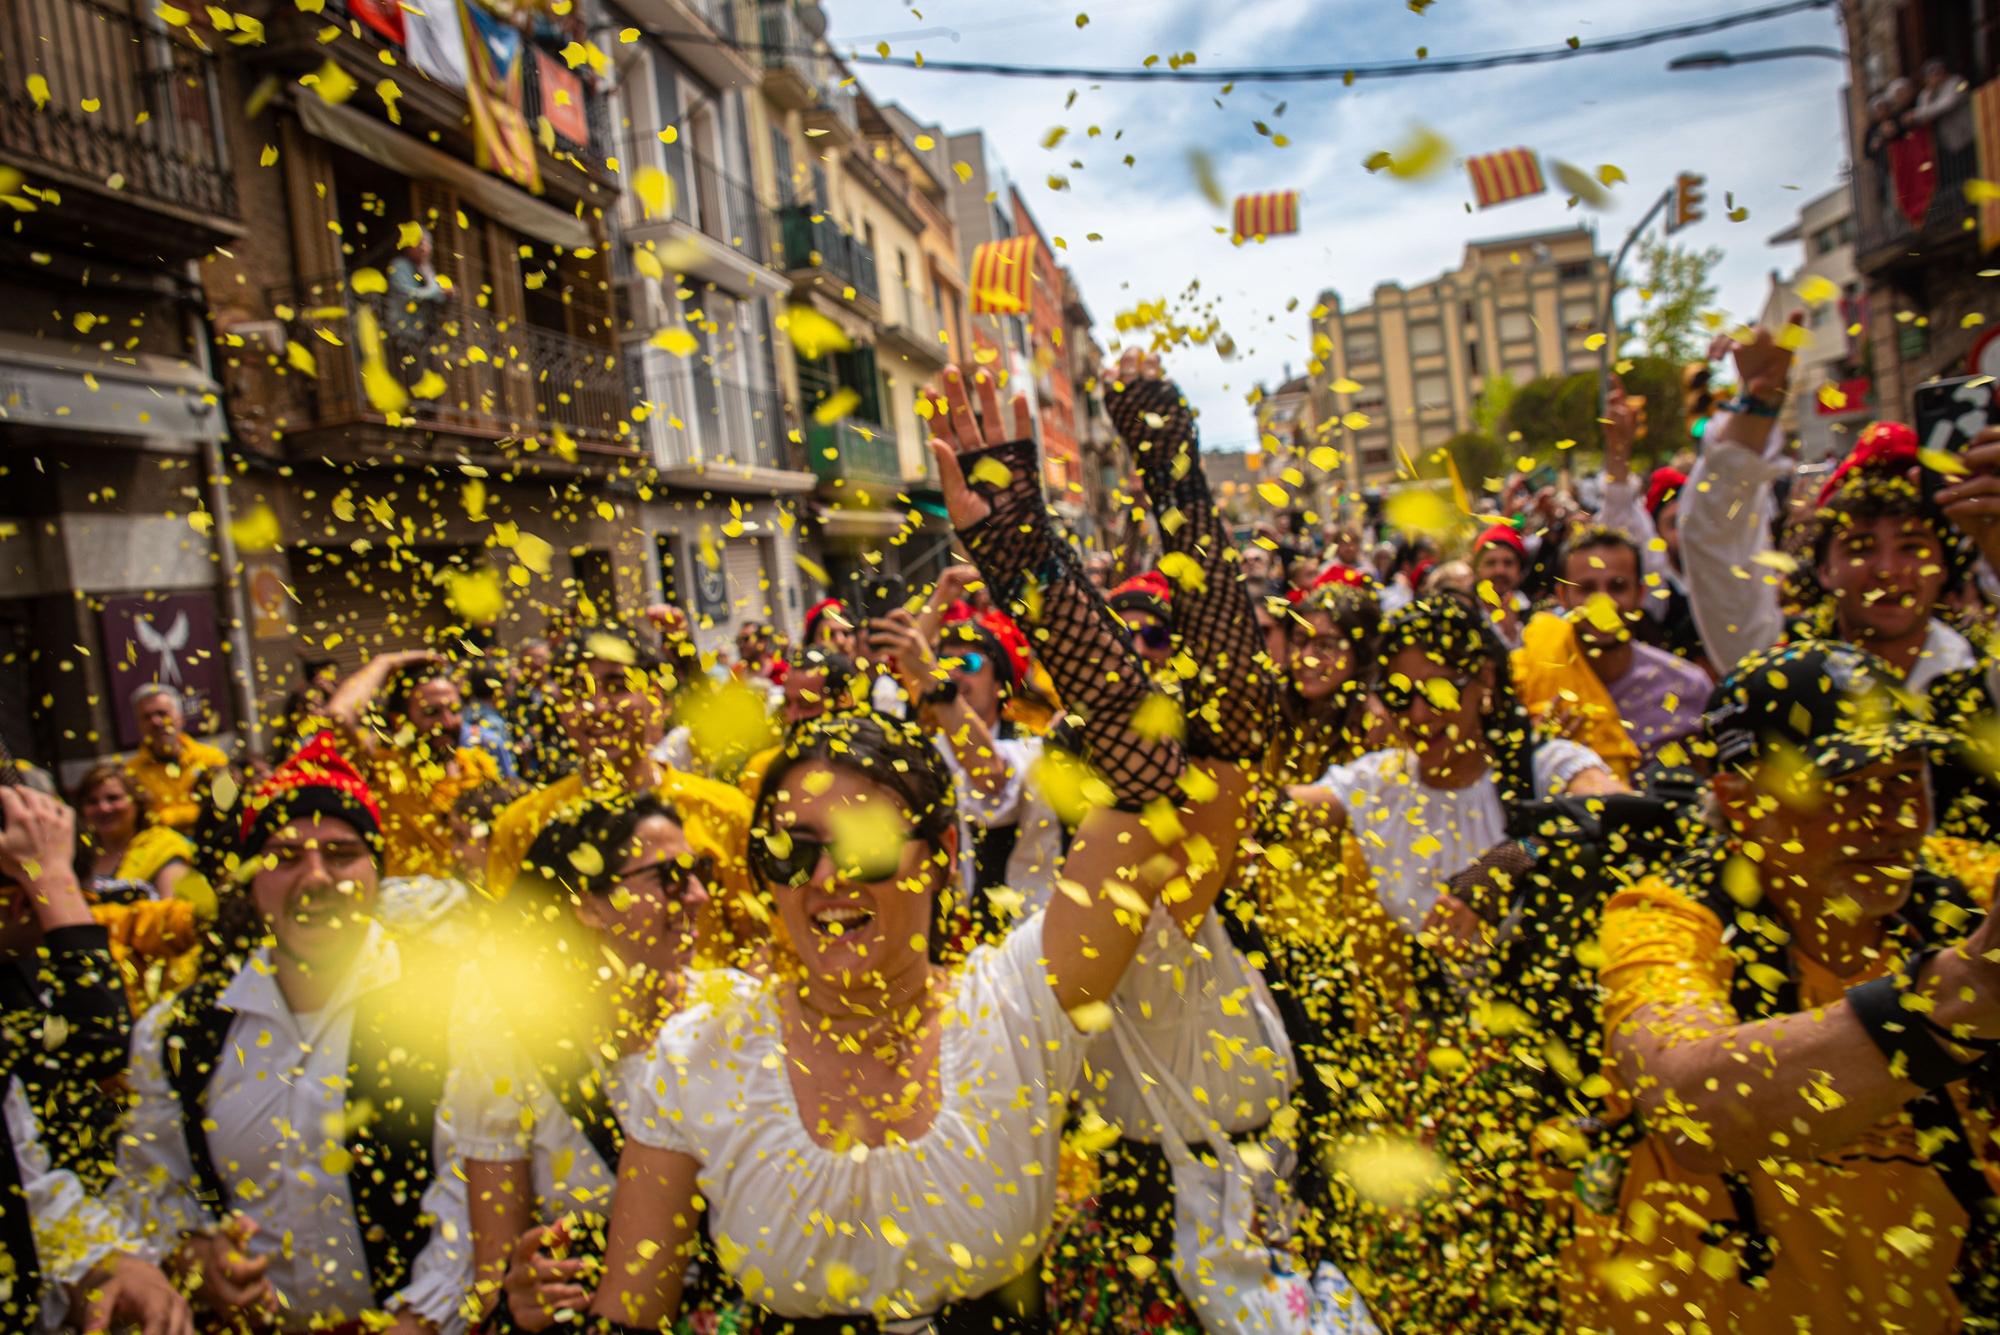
top-left (776, 203), bottom-right (879, 304)
top-left (806, 417), bottom-right (902, 488)
top-left (270, 266), bottom-right (628, 447)
top-left (521, 44), bottom-right (610, 161)
top-left (1854, 98), bottom-right (1981, 257)
top-left (618, 136), bottom-right (771, 265)
top-left (641, 361), bottom-right (797, 473)
top-left (0, 0), bottom-right (235, 218)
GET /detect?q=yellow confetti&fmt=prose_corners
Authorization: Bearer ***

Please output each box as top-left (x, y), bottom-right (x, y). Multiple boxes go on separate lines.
top-left (650, 328), bottom-right (699, 357)
top-left (228, 505), bottom-right (281, 554)
top-left (1365, 124), bottom-right (1451, 179)
top-left (779, 304), bottom-right (853, 359)
top-left (633, 165), bottom-right (675, 219)
top-left (1967, 178), bottom-right (2000, 205)
top-left (445, 568), bottom-right (505, 624)
top-left (812, 387), bottom-right (861, 425)
top-left (1384, 487), bottom-right (1455, 538)
top-left (303, 59), bottom-right (358, 106)
top-left (1795, 274), bottom-right (1839, 307)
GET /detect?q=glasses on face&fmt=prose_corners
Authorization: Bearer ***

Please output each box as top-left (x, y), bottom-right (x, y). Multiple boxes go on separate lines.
top-left (941, 650), bottom-right (988, 676)
top-left (1376, 672), bottom-right (1469, 715)
top-left (750, 826), bottom-right (906, 889)
top-left (262, 839), bottom-right (374, 871)
top-left (610, 852), bottom-right (715, 902)
top-left (1131, 624), bottom-right (1172, 651)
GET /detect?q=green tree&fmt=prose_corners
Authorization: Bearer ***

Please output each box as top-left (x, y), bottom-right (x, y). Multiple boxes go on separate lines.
top-left (1615, 354), bottom-right (1691, 463)
top-left (1502, 373), bottom-right (1599, 452)
top-left (1471, 373), bottom-right (1517, 439)
top-left (1629, 236), bottom-right (1723, 363)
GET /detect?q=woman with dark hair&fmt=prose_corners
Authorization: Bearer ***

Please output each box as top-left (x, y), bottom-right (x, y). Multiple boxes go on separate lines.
top-left (585, 361), bottom-right (1255, 1333)
top-left (448, 794), bottom-right (720, 1331)
top-left (326, 648), bottom-right (500, 877)
top-left (1279, 579), bottom-right (1385, 784)
top-left (1290, 591), bottom-right (1624, 1330)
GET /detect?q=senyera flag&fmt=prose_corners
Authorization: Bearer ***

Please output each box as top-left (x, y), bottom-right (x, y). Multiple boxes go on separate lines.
top-left (970, 236), bottom-right (1038, 314)
top-left (1467, 148), bottom-right (1547, 209)
top-left (1233, 190), bottom-right (1301, 241)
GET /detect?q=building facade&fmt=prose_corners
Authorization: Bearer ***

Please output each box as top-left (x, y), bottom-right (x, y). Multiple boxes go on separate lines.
top-left (1838, 0), bottom-right (1998, 419)
top-left (0, 0), bottom-right (244, 776)
top-left (1760, 184), bottom-right (1870, 461)
top-left (1308, 226), bottom-right (1611, 495)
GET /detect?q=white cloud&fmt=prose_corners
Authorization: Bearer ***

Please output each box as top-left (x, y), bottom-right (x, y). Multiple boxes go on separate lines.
top-left (827, 0), bottom-right (1851, 446)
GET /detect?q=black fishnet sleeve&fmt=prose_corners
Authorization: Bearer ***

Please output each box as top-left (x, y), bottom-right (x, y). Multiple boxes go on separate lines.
top-left (955, 436), bottom-right (1185, 808)
top-left (1105, 374), bottom-right (1274, 762)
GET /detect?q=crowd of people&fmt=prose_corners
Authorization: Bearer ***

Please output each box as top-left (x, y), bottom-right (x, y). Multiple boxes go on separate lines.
top-left (4, 323), bottom-right (2000, 1335)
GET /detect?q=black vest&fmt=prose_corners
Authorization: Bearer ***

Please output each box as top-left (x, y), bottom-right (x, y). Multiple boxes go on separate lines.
top-left (164, 960), bottom-right (456, 1306)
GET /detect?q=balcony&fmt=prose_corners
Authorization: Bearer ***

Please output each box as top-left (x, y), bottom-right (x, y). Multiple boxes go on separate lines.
top-left (0, 0), bottom-right (238, 254)
top-left (757, 1), bottom-right (820, 111)
top-left (620, 0), bottom-right (757, 88)
top-left (618, 138), bottom-right (779, 298)
top-left (522, 44), bottom-right (611, 165)
top-left (1854, 98), bottom-right (1982, 271)
top-left (877, 298), bottom-right (946, 369)
top-left (270, 266), bottom-right (630, 458)
top-left (803, 86), bottom-right (862, 147)
top-left (807, 418), bottom-right (903, 491)
top-left (640, 360), bottom-right (813, 492)
top-left (777, 204), bottom-right (880, 310)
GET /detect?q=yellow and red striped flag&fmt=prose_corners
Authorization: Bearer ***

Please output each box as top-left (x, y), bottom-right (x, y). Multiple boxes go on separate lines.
top-left (969, 236), bottom-right (1037, 314)
top-left (1232, 190), bottom-right (1301, 240)
top-left (1975, 81), bottom-right (2000, 251)
top-left (1466, 148), bottom-right (1546, 209)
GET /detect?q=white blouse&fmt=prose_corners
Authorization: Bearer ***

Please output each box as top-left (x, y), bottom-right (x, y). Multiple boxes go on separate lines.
top-left (623, 915), bottom-right (1086, 1320)
top-left (440, 971), bottom-right (653, 1216)
top-left (1318, 740), bottom-right (1604, 934)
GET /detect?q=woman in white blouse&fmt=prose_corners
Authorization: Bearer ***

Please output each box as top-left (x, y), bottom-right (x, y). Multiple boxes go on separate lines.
top-left (587, 365), bottom-right (1254, 1331)
top-left (447, 794), bottom-right (713, 1330)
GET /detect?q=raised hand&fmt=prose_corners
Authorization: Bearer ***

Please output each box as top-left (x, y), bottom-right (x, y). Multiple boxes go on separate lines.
top-left (1602, 373), bottom-right (1638, 482)
top-left (926, 364), bottom-right (1036, 532)
top-left (173, 1214), bottom-right (276, 1323)
top-left (1936, 426), bottom-right (2000, 572)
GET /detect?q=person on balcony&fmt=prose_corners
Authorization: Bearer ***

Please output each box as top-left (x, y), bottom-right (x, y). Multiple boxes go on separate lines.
top-left (385, 227), bottom-right (447, 376)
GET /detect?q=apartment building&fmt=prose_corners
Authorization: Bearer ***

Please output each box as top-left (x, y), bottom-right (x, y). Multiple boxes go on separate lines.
top-left (606, 0), bottom-right (814, 655)
top-left (1308, 226), bottom-right (1610, 492)
top-left (1838, 0), bottom-right (1996, 417)
top-left (1759, 185), bottom-right (1870, 461)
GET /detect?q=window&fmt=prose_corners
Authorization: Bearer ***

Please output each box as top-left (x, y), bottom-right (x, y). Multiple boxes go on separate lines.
top-left (770, 128), bottom-right (795, 206)
top-left (1416, 373), bottom-right (1450, 409)
top-left (1466, 341), bottom-right (1482, 376)
top-left (1562, 299), bottom-right (1597, 331)
top-left (1499, 310), bottom-right (1533, 343)
top-left (1557, 259), bottom-right (1593, 282)
top-left (1345, 331), bottom-right (1381, 365)
top-left (1409, 321), bottom-right (1444, 356)
top-left (1422, 424), bottom-right (1454, 446)
top-left (1462, 301), bottom-right (1476, 326)
top-left (799, 344), bottom-right (885, 426)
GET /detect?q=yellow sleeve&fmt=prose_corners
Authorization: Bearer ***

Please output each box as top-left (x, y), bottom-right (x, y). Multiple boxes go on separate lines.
top-left (486, 785), bottom-right (559, 898)
top-left (1598, 876), bottom-right (1732, 1039)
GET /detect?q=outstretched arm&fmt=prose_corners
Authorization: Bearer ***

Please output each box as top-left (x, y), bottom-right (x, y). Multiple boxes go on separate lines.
top-left (586, 1143), bottom-right (702, 1328)
top-left (325, 649), bottom-right (436, 757)
top-left (1103, 349), bottom-right (1274, 766)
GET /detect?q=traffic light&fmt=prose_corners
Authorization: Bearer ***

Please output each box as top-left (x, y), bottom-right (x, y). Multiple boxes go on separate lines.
top-left (1668, 172), bottom-right (1706, 234)
top-left (1682, 362), bottom-right (1714, 439)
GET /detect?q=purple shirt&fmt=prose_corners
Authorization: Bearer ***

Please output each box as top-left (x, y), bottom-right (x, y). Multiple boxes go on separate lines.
top-left (1604, 640), bottom-right (1711, 763)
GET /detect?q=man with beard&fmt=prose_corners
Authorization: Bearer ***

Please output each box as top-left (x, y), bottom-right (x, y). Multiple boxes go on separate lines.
top-left (111, 734), bottom-right (472, 1332)
top-left (326, 649), bottom-right (499, 877)
top-left (122, 685), bottom-right (227, 834)
top-left (1581, 641), bottom-right (2000, 1331)
top-left (485, 625), bottom-right (755, 959)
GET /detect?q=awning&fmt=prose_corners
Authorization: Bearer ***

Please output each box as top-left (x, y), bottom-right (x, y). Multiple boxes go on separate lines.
top-left (296, 96), bottom-right (592, 250)
top-left (0, 332), bottom-right (223, 442)
top-left (815, 505), bottom-right (909, 540)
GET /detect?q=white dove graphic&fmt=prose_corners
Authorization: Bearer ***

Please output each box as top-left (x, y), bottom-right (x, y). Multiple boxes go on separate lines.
top-left (134, 610), bottom-right (190, 687)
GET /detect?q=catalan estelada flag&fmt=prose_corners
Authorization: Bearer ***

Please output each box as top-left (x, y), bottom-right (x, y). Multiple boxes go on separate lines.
top-left (1467, 148), bottom-right (1546, 209)
top-left (1976, 80), bottom-right (2000, 251)
top-left (1232, 190), bottom-right (1300, 240)
top-left (970, 236), bottom-right (1037, 314)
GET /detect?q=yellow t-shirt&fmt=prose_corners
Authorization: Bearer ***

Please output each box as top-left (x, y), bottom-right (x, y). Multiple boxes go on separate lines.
top-left (1510, 612), bottom-right (1641, 785)
top-left (86, 825), bottom-right (208, 1013)
top-left (487, 767), bottom-right (760, 963)
top-left (371, 745), bottom-right (500, 879)
top-left (1578, 841), bottom-right (2000, 1333)
top-left (124, 735), bottom-right (229, 832)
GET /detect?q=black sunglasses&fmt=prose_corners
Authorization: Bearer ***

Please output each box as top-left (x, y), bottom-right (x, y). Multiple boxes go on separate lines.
top-left (607, 852), bottom-right (715, 899)
top-left (1131, 623), bottom-right (1172, 651)
top-left (750, 825), bottom-right (935, 888)
top-left (1375, 671), bottom-right (1470, 715)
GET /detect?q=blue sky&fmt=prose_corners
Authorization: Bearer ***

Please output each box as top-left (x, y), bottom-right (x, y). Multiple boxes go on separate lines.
top-left (824, 0), bottom-right (1852, 448)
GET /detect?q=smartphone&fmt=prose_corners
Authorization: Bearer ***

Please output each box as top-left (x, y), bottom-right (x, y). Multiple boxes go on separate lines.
top-left (852, 572), bottom-right (909, 622)
top-left (1917, 375), bottom-right (1997, 503)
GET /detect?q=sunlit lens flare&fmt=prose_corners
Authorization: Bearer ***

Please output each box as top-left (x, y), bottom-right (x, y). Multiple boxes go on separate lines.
top-left (826, 802), bottom-right (910, 883)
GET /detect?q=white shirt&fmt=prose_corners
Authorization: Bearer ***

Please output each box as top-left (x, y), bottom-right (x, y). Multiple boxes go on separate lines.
top-left (1680, 432), bottom-right (1993, 694)
top-left (7, 1079), bottom-right (134, 1332)
top-left (623, 916), bottom-right (1086, 1319)
top-left (1319, 741), bottom-right (1605, 934)
top-left (113, 926), bottom-right (472, 1331)
top-left (929, 731), bottom-right (1065, 922)
top-left (440, 969), bottom-right (651, 1216)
